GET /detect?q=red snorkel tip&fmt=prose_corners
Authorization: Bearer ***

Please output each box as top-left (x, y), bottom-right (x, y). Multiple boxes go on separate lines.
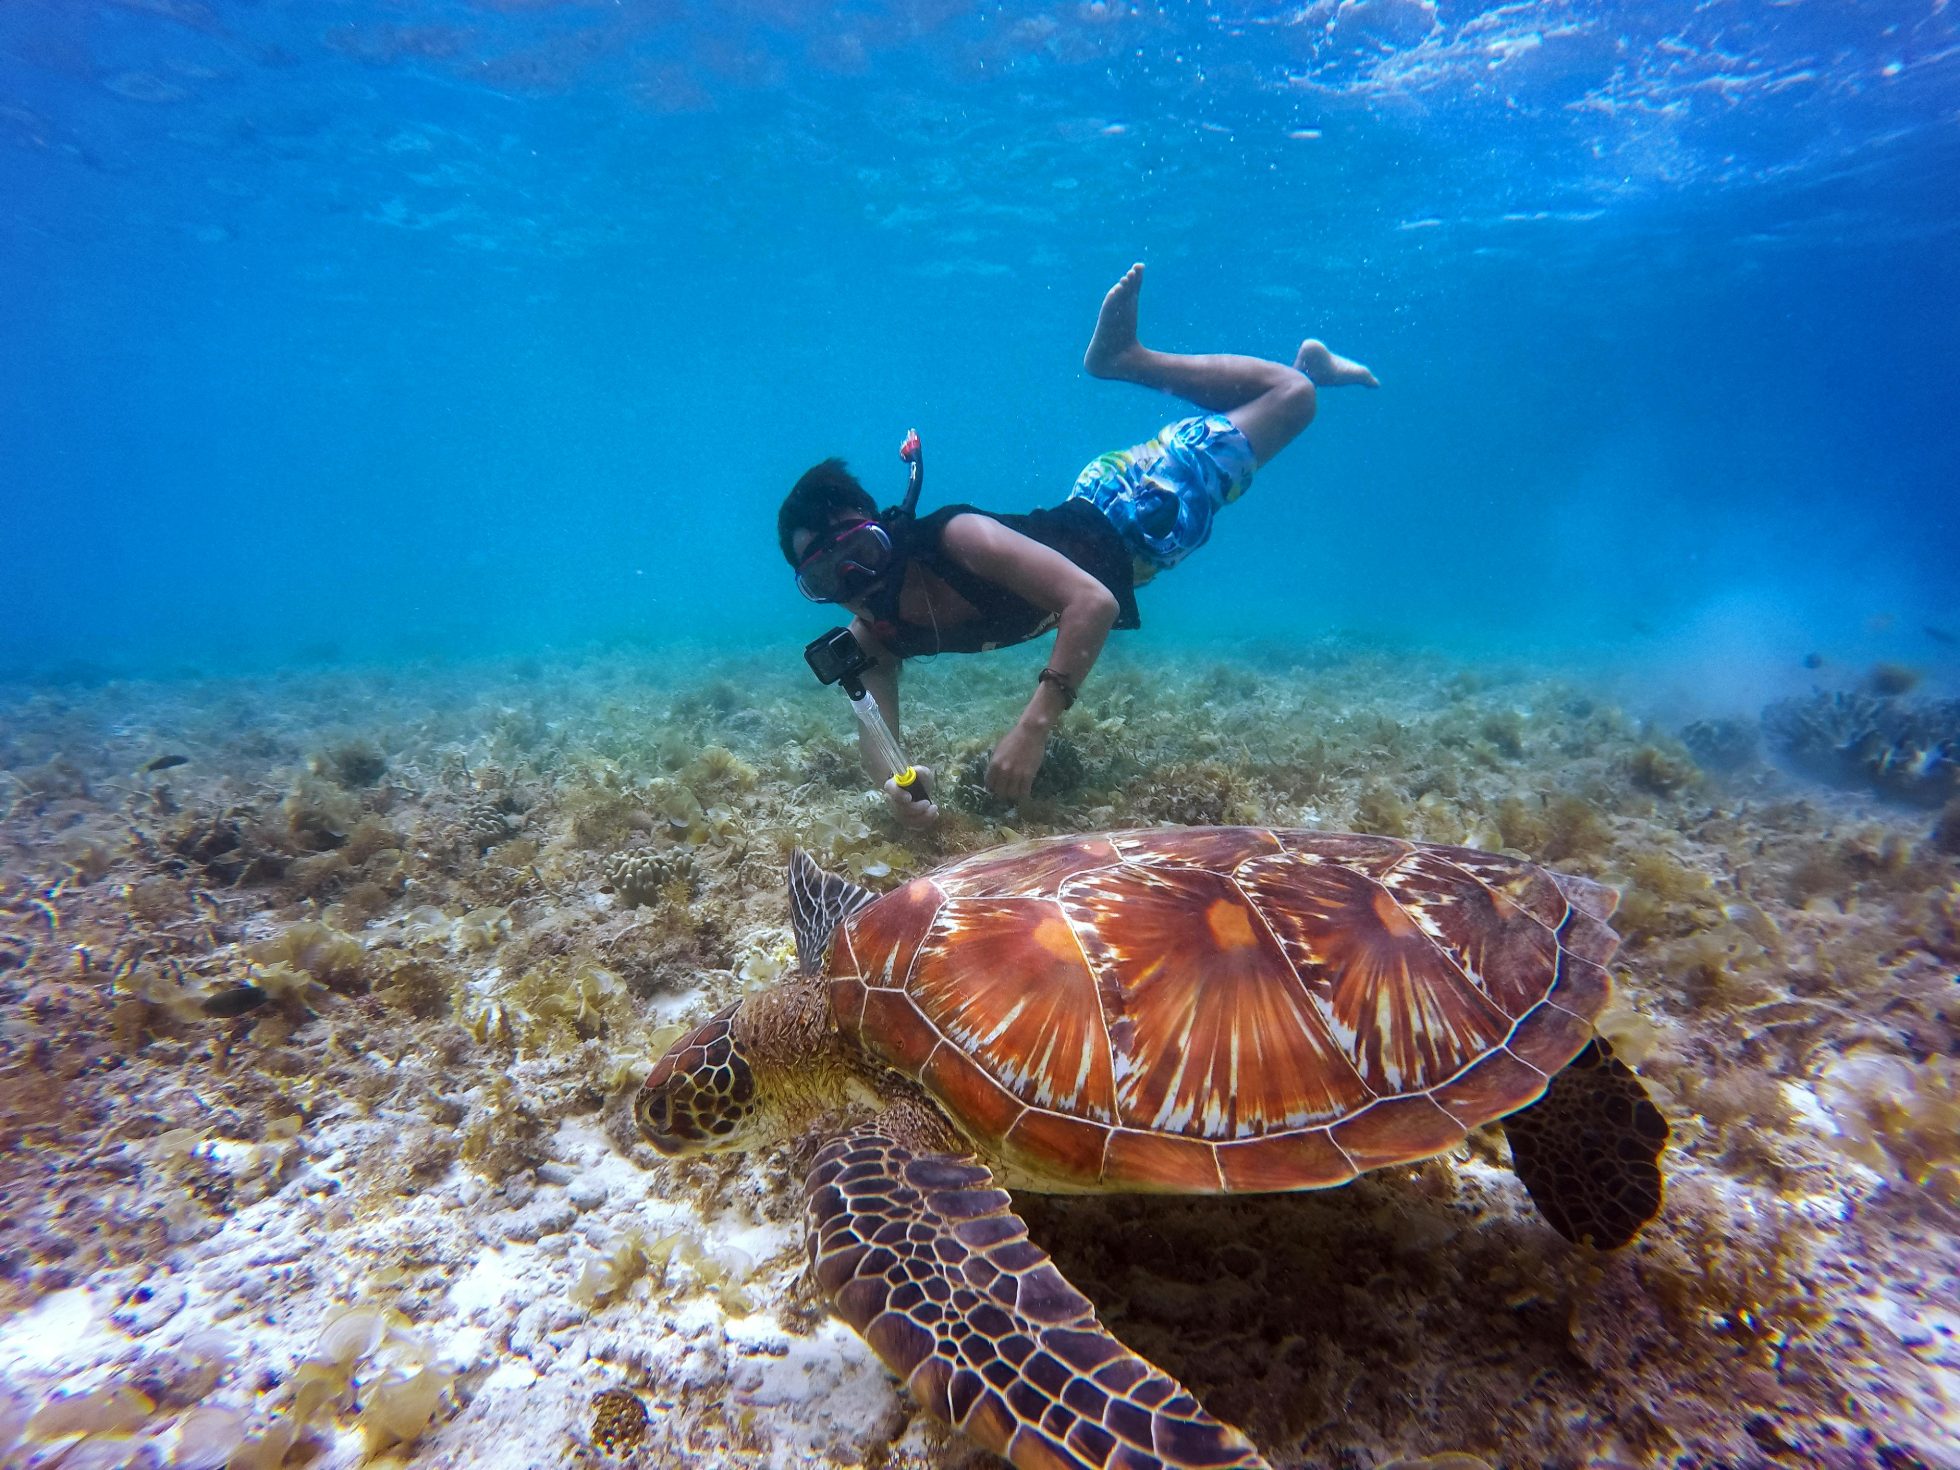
top-left (899, 429), bottom-right (921, 464)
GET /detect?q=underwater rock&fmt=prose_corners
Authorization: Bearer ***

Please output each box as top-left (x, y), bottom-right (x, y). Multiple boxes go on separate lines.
top-left (1762, 691), bottom-right (1960, 805)
top-left (1679, 716), bottom-right (1759, 773)
top-left (315, 741), bottom-right (387, 788)
top-left (1933, 799), bottom-right (1960, 856)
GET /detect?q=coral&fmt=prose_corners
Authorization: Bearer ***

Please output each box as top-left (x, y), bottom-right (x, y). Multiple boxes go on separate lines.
top-left (605, 847), bottom-right (698, 909)
top-left (463, 795), bottom-right (526, 849)
top-left (590, 1387), bottom-right (651, 1453)
top-left (1763, 690), bottom-right (1960, 805)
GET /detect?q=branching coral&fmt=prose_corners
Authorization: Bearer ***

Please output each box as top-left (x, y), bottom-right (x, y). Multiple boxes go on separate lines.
top-left (1763, 690), bottom-right (1960, 805)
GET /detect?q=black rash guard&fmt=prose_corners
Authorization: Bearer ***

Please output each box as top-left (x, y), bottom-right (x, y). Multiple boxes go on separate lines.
top-left (863, 501), bottom-right (1140, 658)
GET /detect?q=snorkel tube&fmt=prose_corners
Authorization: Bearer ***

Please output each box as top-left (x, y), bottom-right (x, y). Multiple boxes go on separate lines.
top-left (885, 428), bottom-right (924, 525)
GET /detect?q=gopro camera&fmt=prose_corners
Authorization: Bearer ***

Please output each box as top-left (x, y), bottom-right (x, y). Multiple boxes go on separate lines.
top-left (804, 625), bottom-right (873, 695)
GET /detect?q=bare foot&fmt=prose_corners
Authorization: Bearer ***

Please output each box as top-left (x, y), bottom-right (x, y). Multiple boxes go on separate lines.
top-left (1294, 339), bottom-right (1379, 388)
top-left (1083, 262), bottom-right (1147, 379)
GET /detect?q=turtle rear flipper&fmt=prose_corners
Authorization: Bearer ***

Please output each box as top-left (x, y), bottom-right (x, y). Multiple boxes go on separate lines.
top-left (1500, 1038), bottom-right (1668, 1250)
top-left (806, 1124), bottom-right (1269, 1470)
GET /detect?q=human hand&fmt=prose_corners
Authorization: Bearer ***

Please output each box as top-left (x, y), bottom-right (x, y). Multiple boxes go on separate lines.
top-left (882, 765), bottom-right (939, 830)
top-left (986, 723), bottom-right (1047, 803)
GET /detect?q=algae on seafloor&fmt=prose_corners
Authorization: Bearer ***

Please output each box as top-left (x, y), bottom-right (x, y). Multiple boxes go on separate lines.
top-left (1, 643), bottom-right (1954, 1469)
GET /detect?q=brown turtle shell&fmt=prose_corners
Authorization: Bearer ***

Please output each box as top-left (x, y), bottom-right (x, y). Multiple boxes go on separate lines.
top-left (826, 828), bottom-right (1621, 1194)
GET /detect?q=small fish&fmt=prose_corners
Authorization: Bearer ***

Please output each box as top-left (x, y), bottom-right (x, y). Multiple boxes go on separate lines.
top-left (138, 754), bottom-right (190, 774)
top-left (201, 984), bottom-right (268, 1017)
top-left (1801, 652), bottom-right (1825, 670)
top-left (1926, 624), bottom-right (1958, 646)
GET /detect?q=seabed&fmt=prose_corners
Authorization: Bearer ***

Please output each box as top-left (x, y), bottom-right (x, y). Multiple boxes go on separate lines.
top-left (0, 641), bottom-right (1954, 1469)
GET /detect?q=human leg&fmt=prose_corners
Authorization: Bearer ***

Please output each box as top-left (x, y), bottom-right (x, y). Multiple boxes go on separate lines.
top-left (1082, 263), bottom-right (1374, 467)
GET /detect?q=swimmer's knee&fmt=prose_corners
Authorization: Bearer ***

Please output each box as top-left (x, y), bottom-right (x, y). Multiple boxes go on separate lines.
top-left (1279, 373), bottom-right (1317, 432)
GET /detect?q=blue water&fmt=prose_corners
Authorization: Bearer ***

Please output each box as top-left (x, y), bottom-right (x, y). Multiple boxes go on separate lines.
top-left (4, 1), bottom-right (1956, 681)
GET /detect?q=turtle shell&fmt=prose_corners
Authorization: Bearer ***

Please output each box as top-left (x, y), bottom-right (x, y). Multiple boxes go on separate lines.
top-left (826, 827), bottom-right (1621, 1194)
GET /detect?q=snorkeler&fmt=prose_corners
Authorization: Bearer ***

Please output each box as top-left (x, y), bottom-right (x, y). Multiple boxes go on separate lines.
top-left (779, 262), bottom-right (1378, 829)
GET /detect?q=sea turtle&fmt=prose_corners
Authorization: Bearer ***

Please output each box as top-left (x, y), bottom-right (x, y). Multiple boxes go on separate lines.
top-left (635, 827), bottom-right (1668, 1470)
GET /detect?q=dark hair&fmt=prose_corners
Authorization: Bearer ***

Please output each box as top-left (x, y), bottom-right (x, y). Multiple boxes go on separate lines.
top-left (778, 459), bottom-right (877, 566)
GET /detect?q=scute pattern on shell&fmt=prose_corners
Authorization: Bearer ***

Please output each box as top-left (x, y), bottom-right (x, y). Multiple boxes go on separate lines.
top-left (827, 828), bottom-right (1621, 1194)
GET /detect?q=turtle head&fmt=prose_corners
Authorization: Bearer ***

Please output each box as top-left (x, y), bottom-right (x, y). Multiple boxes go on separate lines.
top-left (633, 1001), bottom-right (762, 1156)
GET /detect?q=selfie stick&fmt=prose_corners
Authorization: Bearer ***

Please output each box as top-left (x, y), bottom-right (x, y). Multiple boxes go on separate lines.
top-left (848, 683), bottom-right (922, 798)
top-left (803, 626), bottom-right (926, 802)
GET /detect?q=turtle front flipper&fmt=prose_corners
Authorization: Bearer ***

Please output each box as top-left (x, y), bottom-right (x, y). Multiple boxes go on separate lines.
top-left (1500, 1037), bottom-right (1669, 1249)
top-left (806, 1125), bottom-right (1269, 1470)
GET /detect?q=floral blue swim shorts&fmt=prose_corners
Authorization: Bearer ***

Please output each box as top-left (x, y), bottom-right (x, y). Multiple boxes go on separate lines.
top-left (1066, 413), bottom-right (1257, 584)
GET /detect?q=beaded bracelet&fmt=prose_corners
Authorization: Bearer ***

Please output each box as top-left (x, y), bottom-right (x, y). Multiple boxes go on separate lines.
top-left (1037, 667), bottom-right (1078, 709)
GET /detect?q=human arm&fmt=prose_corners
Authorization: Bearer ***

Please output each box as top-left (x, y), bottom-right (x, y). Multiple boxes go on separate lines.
top-left (939, 514), bottom-right (1118, 802)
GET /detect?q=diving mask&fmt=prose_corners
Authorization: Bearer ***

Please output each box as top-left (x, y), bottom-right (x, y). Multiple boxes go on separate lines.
top-left (795, 519), bottom-right (893, 604)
